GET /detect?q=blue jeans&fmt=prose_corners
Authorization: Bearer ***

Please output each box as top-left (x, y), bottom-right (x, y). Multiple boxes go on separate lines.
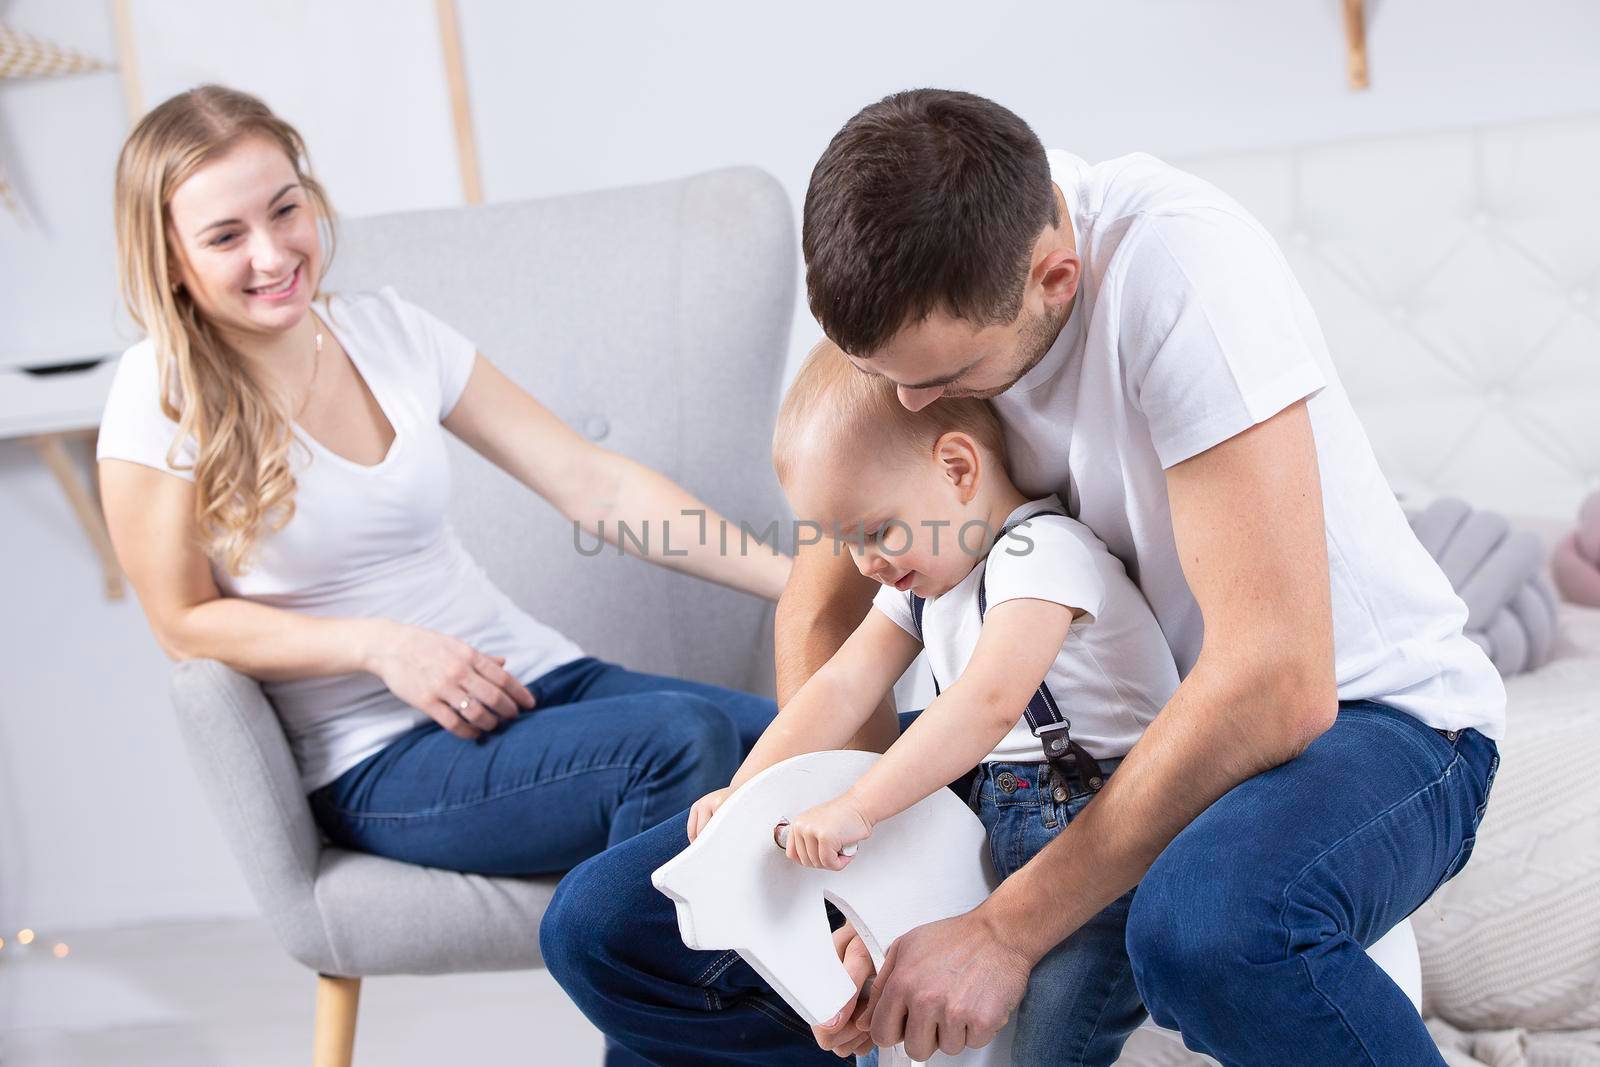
top-left (540, 699), bottom-right (1498, 1066)
top-left (963, 755), bottom-right (1141, 1065)
top-left (309, 657), bottom-right (777, 875)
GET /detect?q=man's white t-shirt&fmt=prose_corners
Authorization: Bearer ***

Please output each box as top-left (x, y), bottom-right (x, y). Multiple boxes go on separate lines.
top-left (97, 287), bottom-right (585, 790)
top-left (873, 496), bottom-right (1180, 763)
top-left (992, 151), bottom-right (1506, 739)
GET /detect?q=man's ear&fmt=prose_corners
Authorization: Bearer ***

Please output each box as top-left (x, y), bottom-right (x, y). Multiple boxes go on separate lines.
top-left (1035, 248), bottom-right (1080, 311)
top-left (935, 432), bottom-right (982, 503)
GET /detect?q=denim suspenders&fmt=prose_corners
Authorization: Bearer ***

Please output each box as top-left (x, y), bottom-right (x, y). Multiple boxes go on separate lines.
top-left (907, 508), bottom-right (1108, 795)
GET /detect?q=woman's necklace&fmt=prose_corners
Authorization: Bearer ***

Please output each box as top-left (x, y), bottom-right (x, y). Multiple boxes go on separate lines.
top-left (292, 320), bottom-right (325, 421)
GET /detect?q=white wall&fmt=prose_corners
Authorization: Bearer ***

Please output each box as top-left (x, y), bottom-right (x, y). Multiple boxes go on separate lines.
top-left (5, 0), bottom-right (1600, 931)
top-left (458, 0), bottom-right (1600, 371)
top-left (0, 1), bottom-right (125, 366)
top-left (0, 0), bottom-right (463, 932)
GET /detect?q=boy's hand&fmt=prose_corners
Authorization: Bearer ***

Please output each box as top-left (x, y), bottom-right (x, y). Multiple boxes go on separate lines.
top-left (785, 795), bottom-right (872, 870)
top-left (686, 787), bottom-right (734, 842)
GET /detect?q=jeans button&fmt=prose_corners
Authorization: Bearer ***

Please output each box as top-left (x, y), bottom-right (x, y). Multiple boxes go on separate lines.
top-left (997, 772), bottom-right (1018, 795)
top-left (1447, 730), bottom-right (1459, 741)
top-left (1053, 785), bottom-right (1068, 803)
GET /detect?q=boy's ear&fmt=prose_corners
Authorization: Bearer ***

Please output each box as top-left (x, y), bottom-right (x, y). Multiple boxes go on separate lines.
top-left (935, 432), bottom-right (982, 500)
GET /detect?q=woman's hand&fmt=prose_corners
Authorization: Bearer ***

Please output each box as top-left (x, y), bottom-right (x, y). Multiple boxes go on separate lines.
top-left (366, 621), bottom-right (535, 739)
top-left (687, 786), bottom-right (734, 842)
top-left (785, 795), bottom-right (872, 870)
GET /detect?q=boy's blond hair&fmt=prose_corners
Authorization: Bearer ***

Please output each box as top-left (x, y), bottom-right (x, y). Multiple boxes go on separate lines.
top-left (773, 339), bottom-right (1009, 486)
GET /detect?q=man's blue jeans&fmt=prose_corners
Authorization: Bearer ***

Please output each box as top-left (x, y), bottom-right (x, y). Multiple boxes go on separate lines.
top-left (309, 657), bottom-right (777, 875)
top-left (540, 699), bottom-right (1499, 1066)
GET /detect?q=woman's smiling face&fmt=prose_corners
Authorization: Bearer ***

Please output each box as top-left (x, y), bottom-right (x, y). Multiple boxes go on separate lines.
top-left (166, 134), bottom-right (322, 339)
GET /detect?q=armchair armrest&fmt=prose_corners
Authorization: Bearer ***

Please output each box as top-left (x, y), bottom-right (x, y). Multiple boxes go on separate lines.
top-left (169, 659), bottom-right (333, 970)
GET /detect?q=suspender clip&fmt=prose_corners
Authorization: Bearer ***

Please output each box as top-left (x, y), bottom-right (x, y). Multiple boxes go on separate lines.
top-left (1038, 727), bottom-right (1105, 797)
top-left (1035, 720), bottom-right (1075, 757)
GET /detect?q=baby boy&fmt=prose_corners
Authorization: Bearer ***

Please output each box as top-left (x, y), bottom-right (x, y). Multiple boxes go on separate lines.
top-left (688, 340), bottom-right (1179, 886)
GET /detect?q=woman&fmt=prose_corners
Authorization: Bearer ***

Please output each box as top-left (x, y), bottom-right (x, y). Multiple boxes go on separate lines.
top-left (98, 85), bottom-right (790, 876)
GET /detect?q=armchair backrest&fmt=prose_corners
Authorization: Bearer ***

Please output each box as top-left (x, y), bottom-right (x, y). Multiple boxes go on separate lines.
top-left (327, 167), bottom-right (797, 693)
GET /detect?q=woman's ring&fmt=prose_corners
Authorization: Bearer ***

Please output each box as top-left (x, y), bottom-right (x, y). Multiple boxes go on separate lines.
top-left (457, 697), bottom-right (471, 712)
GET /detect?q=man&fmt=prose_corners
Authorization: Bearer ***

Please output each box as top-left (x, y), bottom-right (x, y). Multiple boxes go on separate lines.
top-left (542, 89), bottom-right (1502, 1066)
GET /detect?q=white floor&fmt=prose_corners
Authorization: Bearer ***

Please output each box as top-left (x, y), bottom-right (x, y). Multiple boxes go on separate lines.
top-left (0, 917), bottom-right (605, 1065)
top-left (0, 916), bottom-right (1240, 1066)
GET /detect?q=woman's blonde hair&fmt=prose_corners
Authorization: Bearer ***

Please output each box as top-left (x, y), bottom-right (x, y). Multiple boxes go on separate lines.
top-left (773, 338), bottom-right (1008, 486)
top-left (114, 84), bottom-right (335, 574)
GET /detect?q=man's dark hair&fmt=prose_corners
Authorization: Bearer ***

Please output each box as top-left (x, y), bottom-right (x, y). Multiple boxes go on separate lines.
top-left (802, 89), bottom-right (1059, 356)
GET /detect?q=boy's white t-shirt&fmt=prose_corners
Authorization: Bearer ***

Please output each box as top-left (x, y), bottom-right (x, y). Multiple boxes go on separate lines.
top-left (990, 150), bottom-right (1506, 739)
top-left (97, 287), bottom-right (585, 790)
top-left (874, 496), bottom-right (1180, 763)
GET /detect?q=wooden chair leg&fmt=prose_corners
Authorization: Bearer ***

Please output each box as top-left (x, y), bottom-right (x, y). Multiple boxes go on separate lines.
top-left (313, 974), bottom-right (361, 1067)
top-left (26, 432), bottom-right (126, 600)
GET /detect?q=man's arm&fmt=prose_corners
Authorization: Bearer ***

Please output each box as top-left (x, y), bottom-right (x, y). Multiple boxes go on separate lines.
top-left (776, 533), bottom-right (901, 751)
top-left (981, 398), bottom-right (1336, 959)
top-left (865, 400), bottom-right (1338, 1057)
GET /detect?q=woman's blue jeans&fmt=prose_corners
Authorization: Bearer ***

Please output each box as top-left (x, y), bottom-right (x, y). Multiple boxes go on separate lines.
top-left (540, 698), bottom-right (1498, 1066)
top-left (309, 657), bottom-right (777, 876)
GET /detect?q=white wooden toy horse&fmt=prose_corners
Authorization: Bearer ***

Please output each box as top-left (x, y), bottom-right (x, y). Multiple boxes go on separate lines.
top-left (653, 750), bottom-right (1423, 1066)
top-left (652, 750), bottom-right (1011, 1065)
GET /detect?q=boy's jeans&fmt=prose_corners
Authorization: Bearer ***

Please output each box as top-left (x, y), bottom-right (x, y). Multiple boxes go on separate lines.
top-left (542, 699), bottom-right (1499, 1066)
top-left (960, 755), bottom-right (1140, 1065)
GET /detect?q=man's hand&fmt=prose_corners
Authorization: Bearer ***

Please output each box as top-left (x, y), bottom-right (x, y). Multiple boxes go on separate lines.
top-left (812, 923), bottom-right (877, 1058)
top-left (864, 909), bottom-right (1030, 1061)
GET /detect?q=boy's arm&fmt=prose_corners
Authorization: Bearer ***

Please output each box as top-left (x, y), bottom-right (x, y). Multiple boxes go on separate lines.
top-left (731, 608), bottom-right (922, 790)
top-left (845, 598), bottom-right (1078, 825)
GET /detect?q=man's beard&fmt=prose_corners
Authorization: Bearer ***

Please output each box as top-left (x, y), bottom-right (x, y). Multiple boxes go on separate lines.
top-left (951, 303), bottom-right (1070, 400)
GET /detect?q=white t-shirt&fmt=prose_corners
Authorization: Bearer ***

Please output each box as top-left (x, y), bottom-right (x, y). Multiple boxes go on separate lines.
top-left (97, 287), bottom-right (585, 790)
top-left (990, 151), bottom-right (1506, 739)
top-left (873, 496), bottom-right (1180, 763)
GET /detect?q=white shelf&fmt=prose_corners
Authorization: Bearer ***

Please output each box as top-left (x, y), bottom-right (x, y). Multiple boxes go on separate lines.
top-left (0, 359), bottom-right (118, 440)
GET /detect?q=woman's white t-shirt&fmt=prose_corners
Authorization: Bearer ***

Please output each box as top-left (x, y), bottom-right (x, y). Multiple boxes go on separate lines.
top-left (873, 496), bottom-right (1181, 763)
top-left (97, 287), bottom-right (585, 790)
top-left (993, 151), bottom-right (1506, 740)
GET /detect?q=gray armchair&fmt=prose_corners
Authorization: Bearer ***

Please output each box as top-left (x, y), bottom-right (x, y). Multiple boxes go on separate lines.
top-left (169, 167), bottom-right (797, 1066)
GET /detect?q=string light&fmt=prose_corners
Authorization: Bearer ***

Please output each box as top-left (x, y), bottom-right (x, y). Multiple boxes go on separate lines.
top-left (0, 928), bottom-right (71, 961)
